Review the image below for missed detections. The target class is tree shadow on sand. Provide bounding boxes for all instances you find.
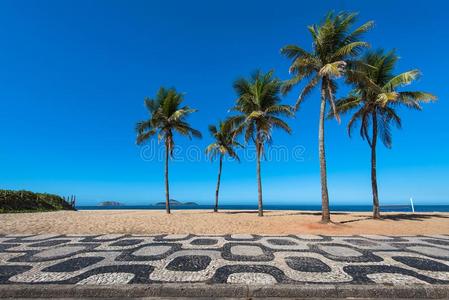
[340,213,449,224]
[221,210,272,215]
[220,211,350,217]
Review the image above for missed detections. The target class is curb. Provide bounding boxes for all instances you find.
[0,284,448,298]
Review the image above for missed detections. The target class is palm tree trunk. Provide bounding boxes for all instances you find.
[371,112,381,219]
[256,141,263,217]
[214,155,223,212]
[165,140,171,214]
[319,79,330,223]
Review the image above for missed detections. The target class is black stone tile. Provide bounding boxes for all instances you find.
[285,256,331,272]
[79,235,128,243]
[110,239,144,247]
[51,265,154,284]
[0,243,20,251]
[29,240,71,247]
[116,243,181,262]
[224,234,262,241]
[153,234,194,242]
[0,265,32,284]
[392,256,449,272]
[289,234,332,242]
[190,238,218,246]
[266,239,297,246]
[344,239,379,247]
[222,243,275,262]
[42,257,104,272]
[166,255,211,272]
[310,243,384,263]
[343,265,448,284]
[3,235,64,244]
[8,244,99,263]
[389,243,449,261]
[423,239,449,246]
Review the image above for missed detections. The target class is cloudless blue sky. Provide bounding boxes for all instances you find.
[0,0,448,206]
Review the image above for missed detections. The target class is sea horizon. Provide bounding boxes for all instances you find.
[76,204,449,213]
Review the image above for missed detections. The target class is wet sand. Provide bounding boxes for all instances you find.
[0,210,448,235]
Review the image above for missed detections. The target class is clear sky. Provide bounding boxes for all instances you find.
[0,0,448,206]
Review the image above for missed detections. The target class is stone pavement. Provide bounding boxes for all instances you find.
[1,233,449,287]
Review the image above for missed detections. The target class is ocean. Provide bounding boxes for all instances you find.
[76,204,449,213]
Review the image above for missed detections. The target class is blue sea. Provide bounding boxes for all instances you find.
[76,204,449,213]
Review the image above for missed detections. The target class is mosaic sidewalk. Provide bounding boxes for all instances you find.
[0,234,449,286]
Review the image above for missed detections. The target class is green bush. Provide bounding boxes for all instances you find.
[0,189,76,213]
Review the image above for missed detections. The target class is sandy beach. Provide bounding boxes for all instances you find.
[0,209,448,235]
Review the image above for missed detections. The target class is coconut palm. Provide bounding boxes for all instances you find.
[280,11,373,223]
[136,87,202,214]
[334,50,436,219]
[206,121,242,212]
[228,70,293,217]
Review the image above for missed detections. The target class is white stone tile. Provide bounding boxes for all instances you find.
[230,245,264,256]
[133,245,171,256]
[227,272,277,284]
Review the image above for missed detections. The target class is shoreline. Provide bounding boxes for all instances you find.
[1,210,449,235]
[75,204,449,214]
[78,208,449,213]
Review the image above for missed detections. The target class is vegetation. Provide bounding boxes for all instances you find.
[280,12,373,223]
[334,50,436,219]
[227,70,293,217]
[0,189,75,213]
[206,121,242,212]
[136,87,202,214]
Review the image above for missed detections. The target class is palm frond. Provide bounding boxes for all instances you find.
[330,96,361,119]
[269,116,292,134]
[294,75,320,110]
[265,105,294,117]
[136,129,156,145]
[319,61,347,78]
[334,41,370,58]
[383,70,420,91]
[338,49,435,151]
[344,20,374,43]
[229,71,292,147]
[396,91,436,109]
[136,86,200,148]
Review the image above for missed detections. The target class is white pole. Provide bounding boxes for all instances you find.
[410,197,415,213]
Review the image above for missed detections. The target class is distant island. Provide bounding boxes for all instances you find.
[98,201,123,207]
[153,199,198,207]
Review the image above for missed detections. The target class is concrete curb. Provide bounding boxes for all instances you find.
[0,284,448,298]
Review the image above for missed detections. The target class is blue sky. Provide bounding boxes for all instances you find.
[0,0,448,206]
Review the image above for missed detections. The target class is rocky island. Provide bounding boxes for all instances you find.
[153,199,198,207]
[98,201,123,207]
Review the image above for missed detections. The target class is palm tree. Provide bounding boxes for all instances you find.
[206,121,242,212]
[334,50,436,219]
[280,12,373,223]
[228,70,293,217]
[136,87,202,214]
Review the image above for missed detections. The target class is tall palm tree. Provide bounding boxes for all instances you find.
[334,50,436,219]
[280,11,373,223]
[206,121,242,212]
[136,87,202,214]
[228,70,293,217]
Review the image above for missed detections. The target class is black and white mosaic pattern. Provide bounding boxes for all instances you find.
[1,234,449,285]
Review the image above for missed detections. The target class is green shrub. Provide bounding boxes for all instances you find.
[0,189,76,213]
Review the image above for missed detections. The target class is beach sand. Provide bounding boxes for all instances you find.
[0,210,448,235]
